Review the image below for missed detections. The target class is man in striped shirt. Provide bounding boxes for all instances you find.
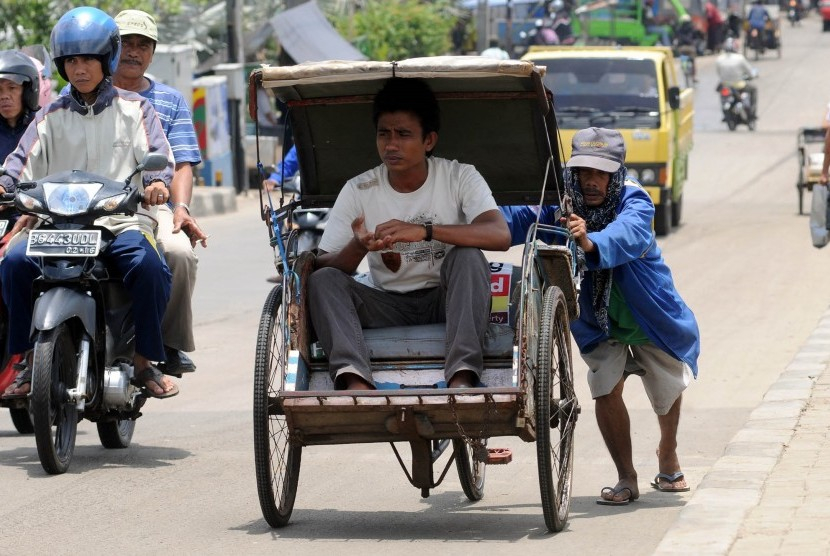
[112,10,207,377]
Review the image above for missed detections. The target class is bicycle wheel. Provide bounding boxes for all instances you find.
[453,438,486,501]
[254,285,302,527]
[31,324,79,475]
[535,286,578,533]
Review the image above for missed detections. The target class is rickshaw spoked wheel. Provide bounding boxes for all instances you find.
[254,285,302,528]
[453,438,486,501]
[535,286,577,533]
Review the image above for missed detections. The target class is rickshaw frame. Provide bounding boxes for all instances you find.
[248,57,581,533]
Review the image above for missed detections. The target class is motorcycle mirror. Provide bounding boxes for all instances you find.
[124,153,169,185]
[140,153,169,172]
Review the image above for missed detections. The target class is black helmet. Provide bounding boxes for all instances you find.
[0,49,41,112]
[50,7,121,81]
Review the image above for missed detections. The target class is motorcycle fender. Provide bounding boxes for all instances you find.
[31,288,96,339]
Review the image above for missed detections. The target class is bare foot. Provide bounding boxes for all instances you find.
[341,373,375,391]
[448,370,477,388]
[598,478,640,504]
[655,448,688,490]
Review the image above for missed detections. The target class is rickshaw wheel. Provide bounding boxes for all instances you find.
[254,285,302,528]
[453,439,486,501]
[535,286,577,533]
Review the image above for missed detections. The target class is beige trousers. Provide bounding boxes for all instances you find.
[156,204,197,352]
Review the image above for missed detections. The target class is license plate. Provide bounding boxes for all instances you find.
[26,229,102,257]
[0,220,7,238]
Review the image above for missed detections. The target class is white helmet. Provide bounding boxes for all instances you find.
[723,37,738,53]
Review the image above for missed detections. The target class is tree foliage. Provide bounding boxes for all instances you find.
[332,0,458,61]
[0,0,188,51]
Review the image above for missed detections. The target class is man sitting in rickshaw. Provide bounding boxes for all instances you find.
[307,77,511,391]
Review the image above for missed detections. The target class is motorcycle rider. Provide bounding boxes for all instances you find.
[0,7,178,400]
[674,14,698,83]
[111,9,206,377]
[716,37,758,121]
[0,50,40,164]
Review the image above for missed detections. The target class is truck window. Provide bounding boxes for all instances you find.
[539,58,661,129]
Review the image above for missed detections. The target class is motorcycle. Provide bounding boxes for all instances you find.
[0,153,168,474]
[0,207,32,433]
[788,0,802,25]
[719,79,756,132]
[274,173,328,254]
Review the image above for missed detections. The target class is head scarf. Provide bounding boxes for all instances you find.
[567,165,625,333]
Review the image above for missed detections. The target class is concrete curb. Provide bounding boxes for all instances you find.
[653,309,830,554]
[189,186,237,218]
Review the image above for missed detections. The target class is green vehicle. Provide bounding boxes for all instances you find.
[571,0,689,45]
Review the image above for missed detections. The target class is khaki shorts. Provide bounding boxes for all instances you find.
[582,339,692,415]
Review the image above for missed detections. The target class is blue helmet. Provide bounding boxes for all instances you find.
[50,7,121,81]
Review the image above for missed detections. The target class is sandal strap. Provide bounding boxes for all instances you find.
[10,367,32,388]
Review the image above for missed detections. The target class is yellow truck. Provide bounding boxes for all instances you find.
[522,46,694,236]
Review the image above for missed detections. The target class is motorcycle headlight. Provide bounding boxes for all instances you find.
[43,181,104,216]
[94,193,127,212]
[17,192,44,212]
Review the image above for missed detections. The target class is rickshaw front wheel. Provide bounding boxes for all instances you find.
[453,438,486,501]
[254,285,302,528]
[535,286,577,533]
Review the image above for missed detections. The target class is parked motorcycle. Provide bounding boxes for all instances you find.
[278,173,328,254]
[1,153,168,474]
[0,207,32,433]
[719,80,756,131]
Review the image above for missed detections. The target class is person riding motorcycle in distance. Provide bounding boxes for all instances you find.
[0,6,179,401]
[715,37,758,121]
[674,14,698,83]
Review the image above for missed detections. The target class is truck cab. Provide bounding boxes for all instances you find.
[523,46,694,235]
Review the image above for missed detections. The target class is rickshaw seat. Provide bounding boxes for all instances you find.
[362,322,515,360]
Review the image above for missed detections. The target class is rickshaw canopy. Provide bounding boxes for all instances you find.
[250,56,565,206]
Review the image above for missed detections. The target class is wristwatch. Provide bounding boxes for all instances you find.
[423,221,433,242]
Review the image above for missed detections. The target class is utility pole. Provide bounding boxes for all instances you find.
[224,0,246,193]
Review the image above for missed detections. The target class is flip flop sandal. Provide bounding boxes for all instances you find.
[1,364,32,401]
[651,471,691,492]
[132,365,179,399]
[596,486,636,506]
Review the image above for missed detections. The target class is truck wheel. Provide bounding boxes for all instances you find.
[654,201,672,236]
[671,194,683,227]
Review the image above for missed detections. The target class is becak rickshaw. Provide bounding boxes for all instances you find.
[248,57,581,533]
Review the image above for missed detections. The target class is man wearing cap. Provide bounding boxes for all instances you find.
[113,9,206,377]
[501,127,700,506]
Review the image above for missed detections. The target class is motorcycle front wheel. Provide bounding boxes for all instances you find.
[31,324,79,475]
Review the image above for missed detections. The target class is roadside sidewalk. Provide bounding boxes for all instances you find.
[189,185,238,218]
[655,309,830,554]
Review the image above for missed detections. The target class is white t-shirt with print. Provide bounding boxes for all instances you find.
[318,157,498,293]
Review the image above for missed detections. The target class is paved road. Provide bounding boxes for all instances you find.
[1,16,829,555]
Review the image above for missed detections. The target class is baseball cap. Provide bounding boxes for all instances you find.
[115,9,158,42]
[0,72,27,85]
[566,127,626,173]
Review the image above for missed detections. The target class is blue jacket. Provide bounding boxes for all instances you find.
[501,181,700,376]
[268,145,298,185]
[0,111,34,164]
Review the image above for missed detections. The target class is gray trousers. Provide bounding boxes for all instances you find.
[308,247,491,388]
